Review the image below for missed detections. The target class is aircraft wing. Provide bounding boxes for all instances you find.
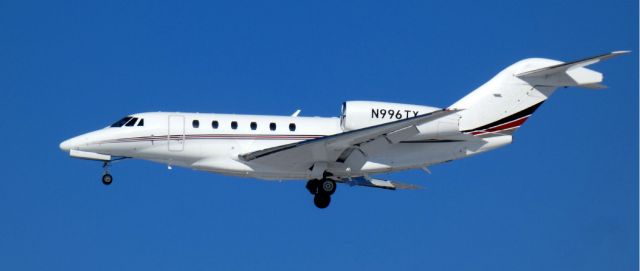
[238,109,461,168]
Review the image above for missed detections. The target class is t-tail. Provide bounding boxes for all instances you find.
[450,51,629,137]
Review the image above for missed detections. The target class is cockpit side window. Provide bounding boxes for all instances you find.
[110,117,132,127]
[137,119,144,126]
[125,117,138,127]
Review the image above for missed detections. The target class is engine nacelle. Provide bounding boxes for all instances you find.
[340,101,441,131]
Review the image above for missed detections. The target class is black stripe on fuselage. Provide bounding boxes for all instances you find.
[461,102,544,133]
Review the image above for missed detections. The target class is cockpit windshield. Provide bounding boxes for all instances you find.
[110,116,145,128]
[110,117,132,127]
[124,117,138,127]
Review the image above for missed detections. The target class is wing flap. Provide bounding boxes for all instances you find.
[341,176,422,190]
[385,125,421,144]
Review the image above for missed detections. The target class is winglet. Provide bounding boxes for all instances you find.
[581,83,608,90]
[610,50,632,56]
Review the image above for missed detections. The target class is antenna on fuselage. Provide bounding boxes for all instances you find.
[291,109,301,117]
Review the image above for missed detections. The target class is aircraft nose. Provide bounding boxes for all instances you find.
[59,138,74,152]
[59,136,84,152]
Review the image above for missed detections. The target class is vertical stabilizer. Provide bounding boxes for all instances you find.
[450,51,628,136]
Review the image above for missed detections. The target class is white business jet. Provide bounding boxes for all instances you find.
[60,51,628,208]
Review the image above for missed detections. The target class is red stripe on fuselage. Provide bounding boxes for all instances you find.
[100,134,324,144]
[469,115,530,135]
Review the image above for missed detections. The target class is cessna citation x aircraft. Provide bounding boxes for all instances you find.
[60,51,628,208]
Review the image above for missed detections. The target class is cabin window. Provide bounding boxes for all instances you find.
[137,119,144,126]
[269,122,276,131]
[125,117,138,127]
[192,120,200,128]
[250,122,257,130]
[212,120,219,129]
[110,117,132,127]
[289,123,296,131]
[231,121,238,129]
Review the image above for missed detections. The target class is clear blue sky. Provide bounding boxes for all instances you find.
[0,0,637,270]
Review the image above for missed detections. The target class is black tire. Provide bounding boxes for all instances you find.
[306,179,320,195]
[102,174,113,185]
[313,194,331,209]
[319,179,336,195]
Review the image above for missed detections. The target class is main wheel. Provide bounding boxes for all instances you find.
[320,179,336,195]
[306,179,320,195]
[102,174,113,185]
[313,194,331,209]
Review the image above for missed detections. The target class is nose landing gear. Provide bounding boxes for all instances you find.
[306,178,336,209]
[98,157,127,186]
[102,161,113,185]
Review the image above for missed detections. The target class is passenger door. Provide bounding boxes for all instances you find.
[168,115,185,151]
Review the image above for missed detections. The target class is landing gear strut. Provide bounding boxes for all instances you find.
[102,161,113,185]
[306,178,336,209]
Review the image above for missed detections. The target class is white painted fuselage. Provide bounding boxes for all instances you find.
[60,111,511,180]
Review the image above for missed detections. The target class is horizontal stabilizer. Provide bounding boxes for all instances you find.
[342,176,421,190]
[515,50,629,88]
[516,51,629,77]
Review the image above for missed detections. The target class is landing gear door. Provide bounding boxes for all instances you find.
[168,115,185,151]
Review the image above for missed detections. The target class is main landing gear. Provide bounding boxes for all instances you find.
[306,178,337,209]
[102,161,113,185]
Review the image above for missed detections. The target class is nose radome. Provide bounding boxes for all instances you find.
[60,136,86,152]
[60,133,97,152]
[59,138,73,151]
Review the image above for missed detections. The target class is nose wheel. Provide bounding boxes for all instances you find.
[306,178,336,209]
[102,173,113,185]
[102,161,113,185]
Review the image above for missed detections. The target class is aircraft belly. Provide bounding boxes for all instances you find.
[360,142,462,172]
[350,137,510,176]
[126,139,229,168]
[124,135,508,180]
[188,139,312,180]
